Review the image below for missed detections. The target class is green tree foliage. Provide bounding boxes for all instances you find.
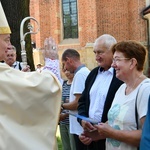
[1,0,35,70]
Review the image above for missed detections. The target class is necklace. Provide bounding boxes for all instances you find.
[126,74,143,94]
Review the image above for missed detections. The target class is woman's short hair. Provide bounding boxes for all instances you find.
[111,40,147,71]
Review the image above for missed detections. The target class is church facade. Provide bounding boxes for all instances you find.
[30,0,150,73]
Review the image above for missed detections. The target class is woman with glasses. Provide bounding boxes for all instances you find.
[83,40,150,150]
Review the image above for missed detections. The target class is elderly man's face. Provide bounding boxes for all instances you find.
[93,40,113,70]
[0,34,11,61]
[5,49,16,66]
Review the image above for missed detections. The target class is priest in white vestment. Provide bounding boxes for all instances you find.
[0,2,62,150]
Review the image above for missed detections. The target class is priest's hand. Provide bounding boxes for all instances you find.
[22,65,30,72]
[43,37,58,60]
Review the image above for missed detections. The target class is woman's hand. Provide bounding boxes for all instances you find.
[94,122,114,138]
[81,120,97,132]
[95,122,143,147]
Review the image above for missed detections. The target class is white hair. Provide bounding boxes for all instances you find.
[94,34,117,50]
[11,45,17,53]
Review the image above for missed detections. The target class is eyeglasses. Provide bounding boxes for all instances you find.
[112,57,130,63]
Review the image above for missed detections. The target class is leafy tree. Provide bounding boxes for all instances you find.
[1,0,35,70]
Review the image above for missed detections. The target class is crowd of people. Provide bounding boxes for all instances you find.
[77,40,150,150]
[59,35,150,150]
[0,1,150,150]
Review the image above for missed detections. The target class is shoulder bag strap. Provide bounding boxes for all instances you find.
[135,81,150,129]
[135,88,140,130]
[135,85,142,150]
[135,80,150,150]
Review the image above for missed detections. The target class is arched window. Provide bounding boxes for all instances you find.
[62,0,78,39]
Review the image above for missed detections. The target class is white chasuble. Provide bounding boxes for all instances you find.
[0,63,62,150]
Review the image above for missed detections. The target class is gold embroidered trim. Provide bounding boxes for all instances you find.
[0,27,11,34]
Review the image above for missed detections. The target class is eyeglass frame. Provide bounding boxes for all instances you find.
[112,57,131,63]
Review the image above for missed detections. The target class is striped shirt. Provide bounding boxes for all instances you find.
[60,80,71,125]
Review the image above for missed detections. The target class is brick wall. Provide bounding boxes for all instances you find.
[30,0,148,71]
[128,0,147,42]
[78,0,98,46]
[30,0,147,47]
[96,0,147,42]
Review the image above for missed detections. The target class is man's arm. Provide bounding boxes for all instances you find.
[62,94,81,110]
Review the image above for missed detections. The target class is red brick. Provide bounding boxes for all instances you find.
[30,0,147,50]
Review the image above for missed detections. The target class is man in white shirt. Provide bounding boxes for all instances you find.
[61,49,90,150]
[78,34,123,150]
[4,45,31,72]
[5,45,23,70]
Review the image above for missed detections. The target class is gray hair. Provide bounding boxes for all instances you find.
[94,34,117,50]
[11,45,17,52]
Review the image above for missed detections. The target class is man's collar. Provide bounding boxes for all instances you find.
[11,61,17,68]
[74,64,85,74]
[99,67,113,74]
